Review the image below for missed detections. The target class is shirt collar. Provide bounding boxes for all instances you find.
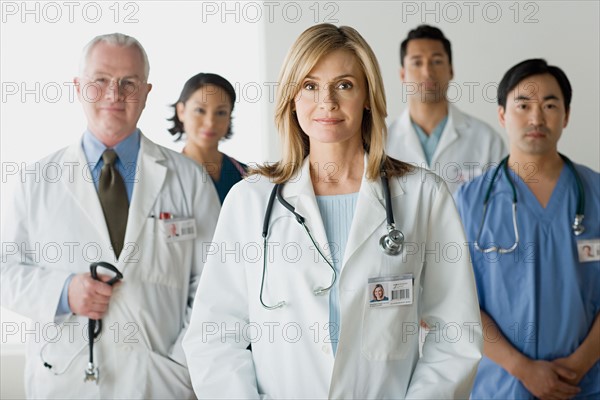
[82,129,141,165]
[411,115,448,143]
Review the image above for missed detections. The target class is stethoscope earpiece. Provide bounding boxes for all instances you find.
[313,287,328,296]
[272,301,286,309]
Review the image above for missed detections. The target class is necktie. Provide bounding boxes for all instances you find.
[98,149,129,258]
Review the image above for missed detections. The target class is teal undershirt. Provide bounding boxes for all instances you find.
[212,155,246,204]
[411,115,448,165]
[315,192,359,356]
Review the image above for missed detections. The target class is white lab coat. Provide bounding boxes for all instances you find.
[183,157,483,399]
[1,134,220,399]
[386,104,507,193]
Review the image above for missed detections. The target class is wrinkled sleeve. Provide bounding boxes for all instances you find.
[405,181,483,399]
[169,166,221,366]
[1,177,72,325]
[183,183,266,399]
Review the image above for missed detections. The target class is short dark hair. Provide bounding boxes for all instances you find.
[399,25,452,67]
[497,59,572,111]
[168,73,237,140]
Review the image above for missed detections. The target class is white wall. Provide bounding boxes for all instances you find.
[2,1,599,398]
[262,1,600,169]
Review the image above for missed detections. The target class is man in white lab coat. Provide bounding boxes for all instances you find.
[387,25,507,193]
[0,33,220,398]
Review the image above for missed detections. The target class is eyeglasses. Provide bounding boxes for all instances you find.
[83,75,145,94]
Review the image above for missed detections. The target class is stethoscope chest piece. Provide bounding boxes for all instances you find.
[380,227,404,256]
[379,169,404,256]
[572,214,585,236]
[84,363,99,384]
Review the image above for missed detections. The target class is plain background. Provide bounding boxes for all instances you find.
[1,1,599,398]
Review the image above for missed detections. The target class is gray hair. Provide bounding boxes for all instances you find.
[79,33,150,81]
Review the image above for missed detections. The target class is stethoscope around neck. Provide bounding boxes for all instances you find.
[474,153,585,254]
[259,170,404,310]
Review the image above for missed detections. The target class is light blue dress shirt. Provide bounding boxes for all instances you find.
[315,192,359,355]
[411,116,448,165]
[56,130,141,316]
[81,129,141,202]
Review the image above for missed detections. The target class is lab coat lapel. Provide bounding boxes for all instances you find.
[61,141,112,247]
[399,109,427,167]
[431,104,462,162]
[282,158,333,262]
[123,134,167,262]
[342,160,400,267]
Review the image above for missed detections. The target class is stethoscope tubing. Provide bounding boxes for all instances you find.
[474,154,585,253]
[259,170,403,309]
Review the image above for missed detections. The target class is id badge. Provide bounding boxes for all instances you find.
[368,274,413,308]
[160,218,196,243]
[577,239,600,262]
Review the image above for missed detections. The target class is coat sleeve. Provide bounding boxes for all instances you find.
[405,181,483,399]
[1,177,72,325]
[183,183,266,399]
[168,165,221,366]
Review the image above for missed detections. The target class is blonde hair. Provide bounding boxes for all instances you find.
[253,23,410,182]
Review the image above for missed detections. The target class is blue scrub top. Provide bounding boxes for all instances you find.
[456,161,600,399]
[213,154,246,204]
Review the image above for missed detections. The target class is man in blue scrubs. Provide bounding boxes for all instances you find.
[456,59,599,399]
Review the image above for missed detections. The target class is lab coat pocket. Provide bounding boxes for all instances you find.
[144,351,194,399]
[360,297,417,360]
[137,217,191,289]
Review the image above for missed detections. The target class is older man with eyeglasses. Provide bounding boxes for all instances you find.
[1,33,220,398]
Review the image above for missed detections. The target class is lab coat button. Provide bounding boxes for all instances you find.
[321,345,330,354]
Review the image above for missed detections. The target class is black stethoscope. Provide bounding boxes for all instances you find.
[259,170,404,310]
[84,262,122,383]
[40,262,122,384]
[474,154,585,254]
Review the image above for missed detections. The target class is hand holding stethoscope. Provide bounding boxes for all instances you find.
[40,262,122,383]
[84,262,123,383]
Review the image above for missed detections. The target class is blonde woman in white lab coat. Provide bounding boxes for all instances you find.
[183,23,483,399]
